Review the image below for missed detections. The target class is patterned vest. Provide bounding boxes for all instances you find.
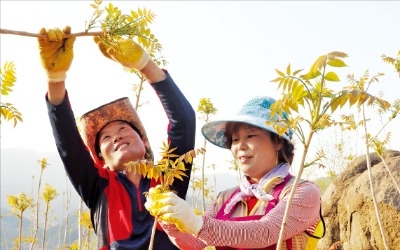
[214,174,301,250]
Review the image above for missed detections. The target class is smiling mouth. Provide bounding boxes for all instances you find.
[116,143,129,151]
[238,156,252,162]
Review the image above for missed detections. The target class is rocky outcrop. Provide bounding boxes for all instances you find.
[318,150,400,250]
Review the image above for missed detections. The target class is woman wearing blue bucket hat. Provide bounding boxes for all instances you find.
[146,96,323,249]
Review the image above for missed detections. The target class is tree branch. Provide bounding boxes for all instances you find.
[0,28,103,38]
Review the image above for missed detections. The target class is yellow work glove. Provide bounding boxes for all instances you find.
[145,185,168,217]
[93,36,150,70]
[145,187,204,236]
[38,26,76,83]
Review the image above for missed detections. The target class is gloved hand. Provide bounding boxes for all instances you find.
[145,187,203,236]
[38,26,76,82]
[93,36,150,70]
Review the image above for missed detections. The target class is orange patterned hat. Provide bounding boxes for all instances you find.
[77,97,153,165]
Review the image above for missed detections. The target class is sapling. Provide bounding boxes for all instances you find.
[125,141,205,250]
[268,51,390,249]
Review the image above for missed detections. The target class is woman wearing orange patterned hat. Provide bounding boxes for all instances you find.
[38,26,195,250]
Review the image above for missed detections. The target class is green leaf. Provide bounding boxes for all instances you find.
[349,89,360,106]
[327,58,347,67]
[292,69,303,76]
[286,63,291,75]
[340,94,350,108]
[357,92,368,107]
[1,61,17,96]
[327,51,348,58]
[324,72,340,82]
[302,70,321,80]
[131,10,138,19]
[308,56,326,76]
[330,98,340,113]
[275,69,285,77]
[270,77,282,83]
[292,80,307,102]
[283,77,290,92]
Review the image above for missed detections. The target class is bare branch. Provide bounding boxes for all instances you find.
[0,28,103,38]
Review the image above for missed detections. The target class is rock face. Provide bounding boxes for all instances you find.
[318,150,400,250]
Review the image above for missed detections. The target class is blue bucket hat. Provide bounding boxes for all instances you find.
[201,96,293,149]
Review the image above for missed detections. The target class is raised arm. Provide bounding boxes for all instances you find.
[39,27,103,207]
[93,36,196,198]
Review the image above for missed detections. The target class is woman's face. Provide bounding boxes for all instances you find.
[98,120,146,171]
[230,124,279,182]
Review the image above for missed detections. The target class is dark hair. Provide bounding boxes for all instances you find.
[224,122,295,164]
[95,120,142,158]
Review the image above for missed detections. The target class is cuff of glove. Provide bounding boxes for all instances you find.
[192,215,204,237]
[47,71,67,83]
[133,52,151,71]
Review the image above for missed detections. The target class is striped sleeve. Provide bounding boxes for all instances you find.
[159,181,321,249]
[198,181,321,248]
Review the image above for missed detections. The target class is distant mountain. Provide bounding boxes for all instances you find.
[1,147,81,210]
[1,207,31,247]
[1,147,83,248]
[1,206,82,249]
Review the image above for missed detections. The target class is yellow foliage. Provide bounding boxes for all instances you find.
[0,61,16,95]
[7,193,34,218]
[41,183,58,203]
[125,141,205,191]
[381,50,400,75]
[86,0,161,58]
[269,51,393,145]
[79,210,94,230]
[1,61,22,127]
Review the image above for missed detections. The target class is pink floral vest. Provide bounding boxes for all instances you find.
[214,174,293,250]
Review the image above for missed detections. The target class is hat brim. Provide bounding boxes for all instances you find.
[77,97,153,165]
[201,114,292,149]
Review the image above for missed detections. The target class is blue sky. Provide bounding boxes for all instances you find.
[1,1,400,175]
